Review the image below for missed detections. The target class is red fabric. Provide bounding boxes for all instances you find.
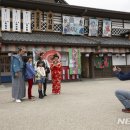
[27,79,33,99]
[51,62,62,94]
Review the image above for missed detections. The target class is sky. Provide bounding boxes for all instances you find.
[66,0,130,12]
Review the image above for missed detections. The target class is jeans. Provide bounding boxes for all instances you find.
[36,77,45,84]
[115,90,130,109]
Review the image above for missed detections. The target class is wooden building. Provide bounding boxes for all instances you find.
[1,0,130,82]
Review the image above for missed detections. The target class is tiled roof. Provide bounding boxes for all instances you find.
[29,0,68,4]
[2,32,130,47]
[2,32,97,46]
[89,37,130,46]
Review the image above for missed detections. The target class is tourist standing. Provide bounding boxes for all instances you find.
[38,52,50,96]
[50,54,62,94]
[11,47,26,103]
[25,56,35,100]
[35,61,46,99]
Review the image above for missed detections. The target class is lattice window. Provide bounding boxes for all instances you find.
[112,19,124,29]
[42,12,47,31]
[84,26,88,34]
[112,28,129,36]
[46,12,54,32]
[98,27,102,36]
[98,20,103,35]
[53,13,62,32]
[124,20,130,29]
[53,24,62,32]
[31,12,35,30]
[41,22,47,31]
[84,19,89,34]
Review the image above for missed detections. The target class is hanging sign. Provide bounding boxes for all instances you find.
[23,11,31,32]
[102,20,111,37]
[63,16,84,35]
[12,9,21,32]
[1,8,10,31]
[89,18,98,36]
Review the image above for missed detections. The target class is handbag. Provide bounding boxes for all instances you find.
[35,72,41,80]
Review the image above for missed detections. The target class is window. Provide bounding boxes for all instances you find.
[0,55,11,75]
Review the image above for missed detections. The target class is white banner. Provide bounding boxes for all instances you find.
[12,9,21,32]
[89,19,98,36]
[102,20,111,37]
[23,11,31,32]
[1,8,10,31]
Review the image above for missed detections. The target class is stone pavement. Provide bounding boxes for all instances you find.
[0,78,130,130]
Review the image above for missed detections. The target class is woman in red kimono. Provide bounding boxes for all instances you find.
[50,54,62,94]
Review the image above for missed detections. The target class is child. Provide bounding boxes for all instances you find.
[35,61,46,99]
[25,56,35,100]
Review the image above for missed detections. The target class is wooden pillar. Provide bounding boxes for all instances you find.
[90,52,95,78]
[128,34,130,40]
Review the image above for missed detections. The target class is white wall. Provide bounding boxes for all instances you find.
[112,55,126,65]
[127,54,130,65]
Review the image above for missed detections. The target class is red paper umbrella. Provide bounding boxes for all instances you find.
[43,50,61,65]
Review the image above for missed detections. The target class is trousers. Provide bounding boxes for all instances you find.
[27,79,33,99]
[115,90,130,109]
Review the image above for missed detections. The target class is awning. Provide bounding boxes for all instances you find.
[1,44,95,53]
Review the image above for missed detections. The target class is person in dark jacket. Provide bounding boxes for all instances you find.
[25,56,35,100]
[113,66,130,113]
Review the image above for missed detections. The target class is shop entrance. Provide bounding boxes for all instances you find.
[81,53,91,78]
[94,54,113,78]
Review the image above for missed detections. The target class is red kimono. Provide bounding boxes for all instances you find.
[50,62,62,94]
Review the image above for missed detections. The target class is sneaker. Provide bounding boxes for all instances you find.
[15,99,22,103]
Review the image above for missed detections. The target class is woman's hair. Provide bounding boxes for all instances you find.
[40,52,44,56]
[17,47,25,52]
[37,61,45,67]
[27,56,33,61]
[37,61,41,67]
[23,56,32,63]
[37,52,44,60]
[52,54,59,59]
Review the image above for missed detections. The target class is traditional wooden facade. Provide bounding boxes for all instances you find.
[1,0,130,82]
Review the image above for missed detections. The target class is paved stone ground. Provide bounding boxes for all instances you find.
[0,78,130,130]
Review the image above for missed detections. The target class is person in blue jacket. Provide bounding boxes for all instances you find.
[113,66,130,113]
[25,56,36,100]
[11,47,26,103]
